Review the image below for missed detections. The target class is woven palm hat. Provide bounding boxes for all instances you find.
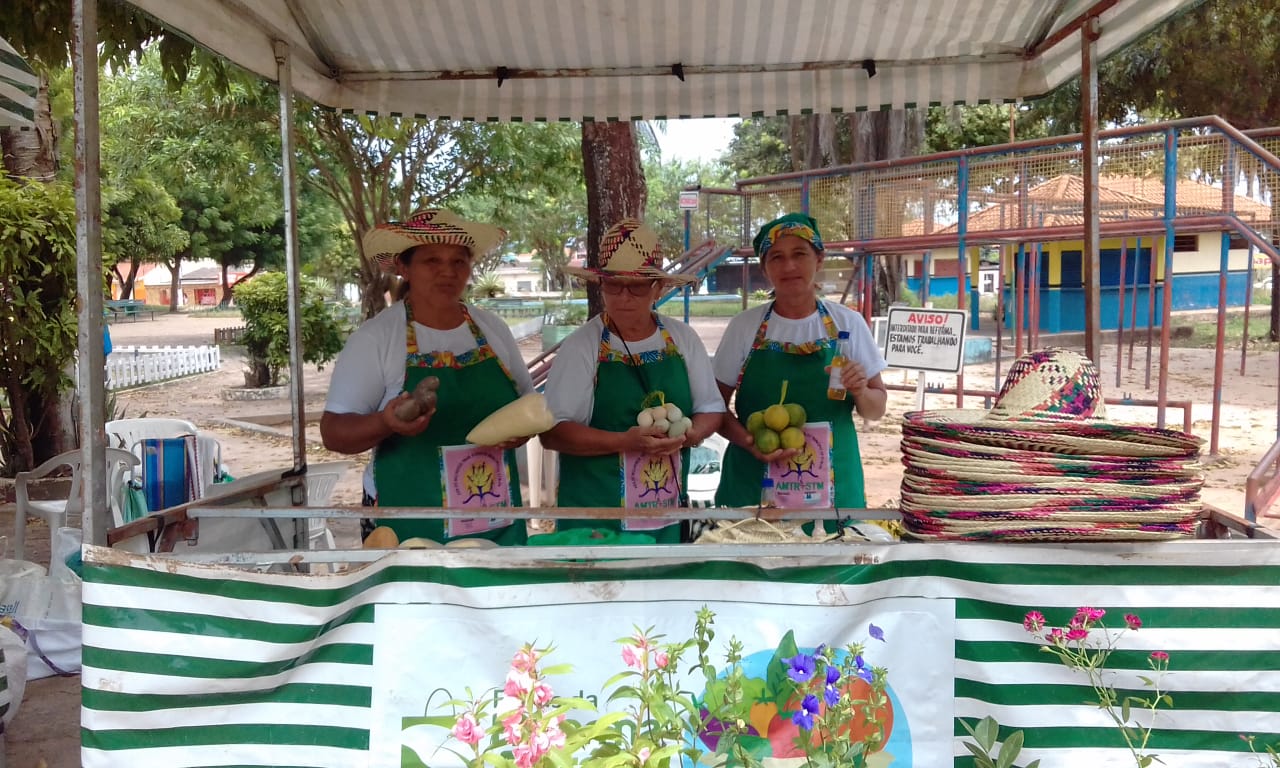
[363,209,506,272]
[563,219,697,285]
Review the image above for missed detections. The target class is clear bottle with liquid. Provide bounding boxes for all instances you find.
[827,330,853,400]
[760,477,776,508]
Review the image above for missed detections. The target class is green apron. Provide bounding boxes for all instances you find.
[556,314,693,544]
[373,303,526,545]
[715,302,865,528]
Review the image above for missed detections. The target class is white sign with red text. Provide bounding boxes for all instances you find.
[884,307,968,373]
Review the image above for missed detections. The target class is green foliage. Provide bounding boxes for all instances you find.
[0,175,78,474]
[723,118,794,178]
[924,105,1049,152]
[233,272,347,387]
[960,717,1040,768]
[642,155,734,258]
[470,272,506,299]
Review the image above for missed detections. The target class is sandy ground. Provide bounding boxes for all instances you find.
[5,308,1278,767]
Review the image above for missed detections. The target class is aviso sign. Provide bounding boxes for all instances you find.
[884,307,968,373]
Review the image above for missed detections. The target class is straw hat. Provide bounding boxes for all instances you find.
[363,209,506,272]
[563,219,697,285]
[898,347,1204,542]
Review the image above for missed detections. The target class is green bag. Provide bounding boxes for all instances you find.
[121,480,149,524]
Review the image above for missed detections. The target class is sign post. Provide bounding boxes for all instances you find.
[678,190,700,210]
[884,307,968,410]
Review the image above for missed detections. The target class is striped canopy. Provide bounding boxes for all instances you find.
[125,0,1202,121]
[0,34,36,128]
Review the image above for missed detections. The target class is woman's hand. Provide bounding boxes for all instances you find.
[381,393,434,436]
[623,425,685,456]
[492,435,531,451]
[825,360,870,399]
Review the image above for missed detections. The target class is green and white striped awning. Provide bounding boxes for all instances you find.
[125,0,1204,121]
[0,35,36,128]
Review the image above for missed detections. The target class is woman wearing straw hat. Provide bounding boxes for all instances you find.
[713,213,887,521]
[320,209,535,546]
[542,219,725,543]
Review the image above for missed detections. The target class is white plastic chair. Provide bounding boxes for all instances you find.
[13,448,140,561]
[106,418,222,497]
[299,461,352,551]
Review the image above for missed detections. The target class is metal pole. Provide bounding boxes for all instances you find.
[1211,232,1228,453]
[956,156,968,407]
[1243,244,1254,376]
[1145,233,1156,390]
[1128,236,1140,370]
[1158,128,1178,429]
[1014,243,1025,357]
[741,195,751,310]
[995,245,1004,388]
[73,0,108,547]
[1115,239,1127,388]
[1081,15,1103,364]
[274,41,308,478]
[922,251,932,305]
[683,208,692,322]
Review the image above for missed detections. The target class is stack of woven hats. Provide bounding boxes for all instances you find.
[899,348,1203,541]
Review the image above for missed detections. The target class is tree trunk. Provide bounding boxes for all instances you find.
[581,121,647,318]
[167,254,184,312]
[851,110,924,313]
[0,72,57,181]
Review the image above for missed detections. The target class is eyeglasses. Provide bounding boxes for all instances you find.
[600,281,656,297]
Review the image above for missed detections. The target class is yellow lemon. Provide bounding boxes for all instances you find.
[764,404,791,432]
[754,428,781,454]
[784,403,806,427]
[780,426,806,450]
[745,411,765,433]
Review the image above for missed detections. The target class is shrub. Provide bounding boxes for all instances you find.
[0,176,78,475]
[233,272,347,387]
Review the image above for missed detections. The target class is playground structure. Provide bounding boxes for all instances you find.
[46,1,1280,766]
[684,118,1280,518]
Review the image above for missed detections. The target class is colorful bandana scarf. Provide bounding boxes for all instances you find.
[753,212,825,261]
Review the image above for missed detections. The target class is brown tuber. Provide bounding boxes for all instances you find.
[393,376,440,421]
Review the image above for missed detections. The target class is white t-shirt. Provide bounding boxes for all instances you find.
[713,299,887,387]
[324,302,535,496]
[546,315,726,426]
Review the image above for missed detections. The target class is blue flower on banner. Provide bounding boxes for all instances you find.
[784,653,817,683]
[792,694,821,731]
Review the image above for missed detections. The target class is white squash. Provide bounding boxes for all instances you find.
[636,409,654,428]
[466,393,555,445]
[667,416,692,437]
[664,403,683,422]
[652,417,671,432]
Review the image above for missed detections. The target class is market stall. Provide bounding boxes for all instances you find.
[63,1,1280,766]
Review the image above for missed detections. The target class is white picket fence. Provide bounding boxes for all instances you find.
[105,345,222,389]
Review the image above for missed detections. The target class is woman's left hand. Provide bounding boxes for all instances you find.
[839,361,870,399]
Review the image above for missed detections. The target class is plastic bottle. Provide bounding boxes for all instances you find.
[760,477,776,508]
[827,330,852,400]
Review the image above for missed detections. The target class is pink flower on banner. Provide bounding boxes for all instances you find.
[1023,610,1045,633]
[502,708,525,744]
[1151,650,1169,662]
[1047,627,1066,644]
[513,743,539,768]
[1125,613,1143,630]
[1066,627,1089,641]
[622,643,643,670]
[654,650,669,669]
[1074,606,1105,626]
[511,646,540,673]
[632,633,651,653]
[638,746,652,763]
[532,682,554,706]
[504,669,534,698]
[452,712,481,746]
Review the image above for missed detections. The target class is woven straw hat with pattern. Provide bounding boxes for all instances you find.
[563,219,697,285]
[898,346,1204,542]
[363,209,506,272]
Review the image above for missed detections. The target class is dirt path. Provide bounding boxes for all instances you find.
[6,310,1277,768]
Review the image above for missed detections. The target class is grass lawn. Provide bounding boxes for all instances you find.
[1176,311,1280,352]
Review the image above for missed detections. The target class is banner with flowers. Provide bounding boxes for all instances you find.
[78,541,1280,768]
[371,597,956,767]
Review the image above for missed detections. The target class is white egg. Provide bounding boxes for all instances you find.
[664,403,683,422]
[637,410,654,428]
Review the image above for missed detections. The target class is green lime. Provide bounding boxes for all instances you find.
[764,404,790,432]
[784,403,806,427]
[754,428,781,454]
[745,411,765,433]
[780,426,806,450]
